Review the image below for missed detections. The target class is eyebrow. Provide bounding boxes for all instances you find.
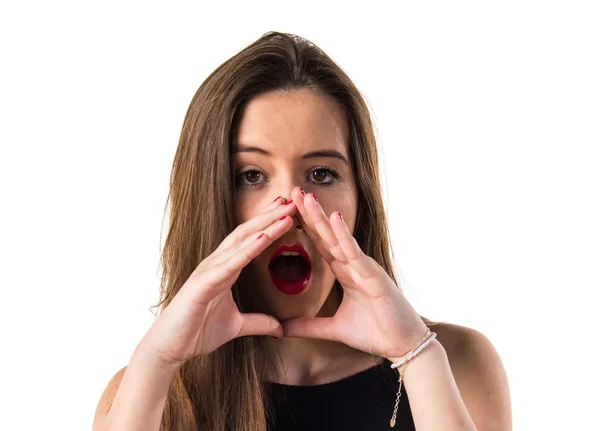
[234,145,349,165]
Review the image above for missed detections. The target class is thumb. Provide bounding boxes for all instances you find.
[281,317,337,341]
[238,313,283,338]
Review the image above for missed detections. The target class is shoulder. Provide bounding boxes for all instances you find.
[92,366,128,431]
[433,322,512,430]
[433,321,499,364]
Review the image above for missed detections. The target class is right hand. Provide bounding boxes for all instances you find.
[137,197,297,369]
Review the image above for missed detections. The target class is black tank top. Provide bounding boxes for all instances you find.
[264,359,415,430]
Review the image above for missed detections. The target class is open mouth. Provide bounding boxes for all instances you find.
[268,245,312,295]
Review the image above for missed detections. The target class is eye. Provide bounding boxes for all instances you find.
[234,166,341,190]
[310,167,340,187]
[235,169,265,189]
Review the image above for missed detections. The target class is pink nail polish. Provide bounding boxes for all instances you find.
[279,216,287,220]
[257,233,265,240]
[300,188,305,197]
[312,193,318,202]
[272,196,281,203]
[338,212,343,220]
[285,200,294,205]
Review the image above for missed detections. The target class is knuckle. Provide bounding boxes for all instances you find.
[224,259,239,275]
[229,228,243,244]
[241,247,254,263]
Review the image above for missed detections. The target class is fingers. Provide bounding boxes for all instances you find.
[290,188,337,264]
[292,186,377,281]
[214,213,291,267]
[281,317,338,341]
[201,231,277,297]
[238,312,283,338]
[213,197,296,256]
[304,192,347,262]
[292,188,345,264]
[289,187,311,230]
[214,197,297,266]
[329,210,375,279]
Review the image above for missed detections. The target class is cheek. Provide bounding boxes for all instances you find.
[233,199,257,226]
[322,197,357,230]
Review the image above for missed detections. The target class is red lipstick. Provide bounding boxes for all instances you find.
[268,244,312,295]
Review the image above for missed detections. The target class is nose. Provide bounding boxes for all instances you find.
[294,215,304,231]
[281,186,296,203]
[280,191,304,231]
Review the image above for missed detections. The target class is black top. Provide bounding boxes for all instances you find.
[264,360,415,431]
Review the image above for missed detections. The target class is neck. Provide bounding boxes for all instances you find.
[267,336,382,385]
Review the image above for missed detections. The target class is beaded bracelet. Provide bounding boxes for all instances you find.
[390,330,437,369]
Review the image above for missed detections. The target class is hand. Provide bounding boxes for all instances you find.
[138,196,298,369]
[281,187,429,360]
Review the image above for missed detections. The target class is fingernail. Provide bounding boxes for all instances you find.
[285,200,294,205]
[312,193,318,202]
[300,188,305,197]
[338,212,343,220]
[273,196,281,203]
[257,233,265,240]
[279,216,287,221]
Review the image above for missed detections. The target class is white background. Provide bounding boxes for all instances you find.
[1,1,598,430]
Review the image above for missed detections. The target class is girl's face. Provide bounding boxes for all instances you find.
[233,88,358,321]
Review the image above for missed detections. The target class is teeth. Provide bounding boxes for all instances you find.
[280,251,300,256]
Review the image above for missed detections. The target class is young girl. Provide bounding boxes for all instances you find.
[93,31,511,431]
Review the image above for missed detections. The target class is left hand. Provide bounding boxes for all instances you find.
[281,187,430,361]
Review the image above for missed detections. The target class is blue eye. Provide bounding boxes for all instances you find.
[234,167,341,189]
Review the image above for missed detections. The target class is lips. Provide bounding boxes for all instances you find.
[268,244,312,295]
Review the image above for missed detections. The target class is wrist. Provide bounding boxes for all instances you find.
[133,339,185,377]
[386,337,446,365]
[386,328,440,366]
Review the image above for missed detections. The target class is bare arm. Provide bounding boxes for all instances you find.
[389,324,511,431]
[93,199,293,430]
[93,341,182,431]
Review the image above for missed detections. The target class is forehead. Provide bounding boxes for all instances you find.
[235,89,348,156]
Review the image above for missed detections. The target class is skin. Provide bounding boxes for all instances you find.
[231,88,512,430]
[233,88,383,383]
[93,88,511,431]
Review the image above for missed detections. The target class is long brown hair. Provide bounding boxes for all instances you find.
[151,31,434,431]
